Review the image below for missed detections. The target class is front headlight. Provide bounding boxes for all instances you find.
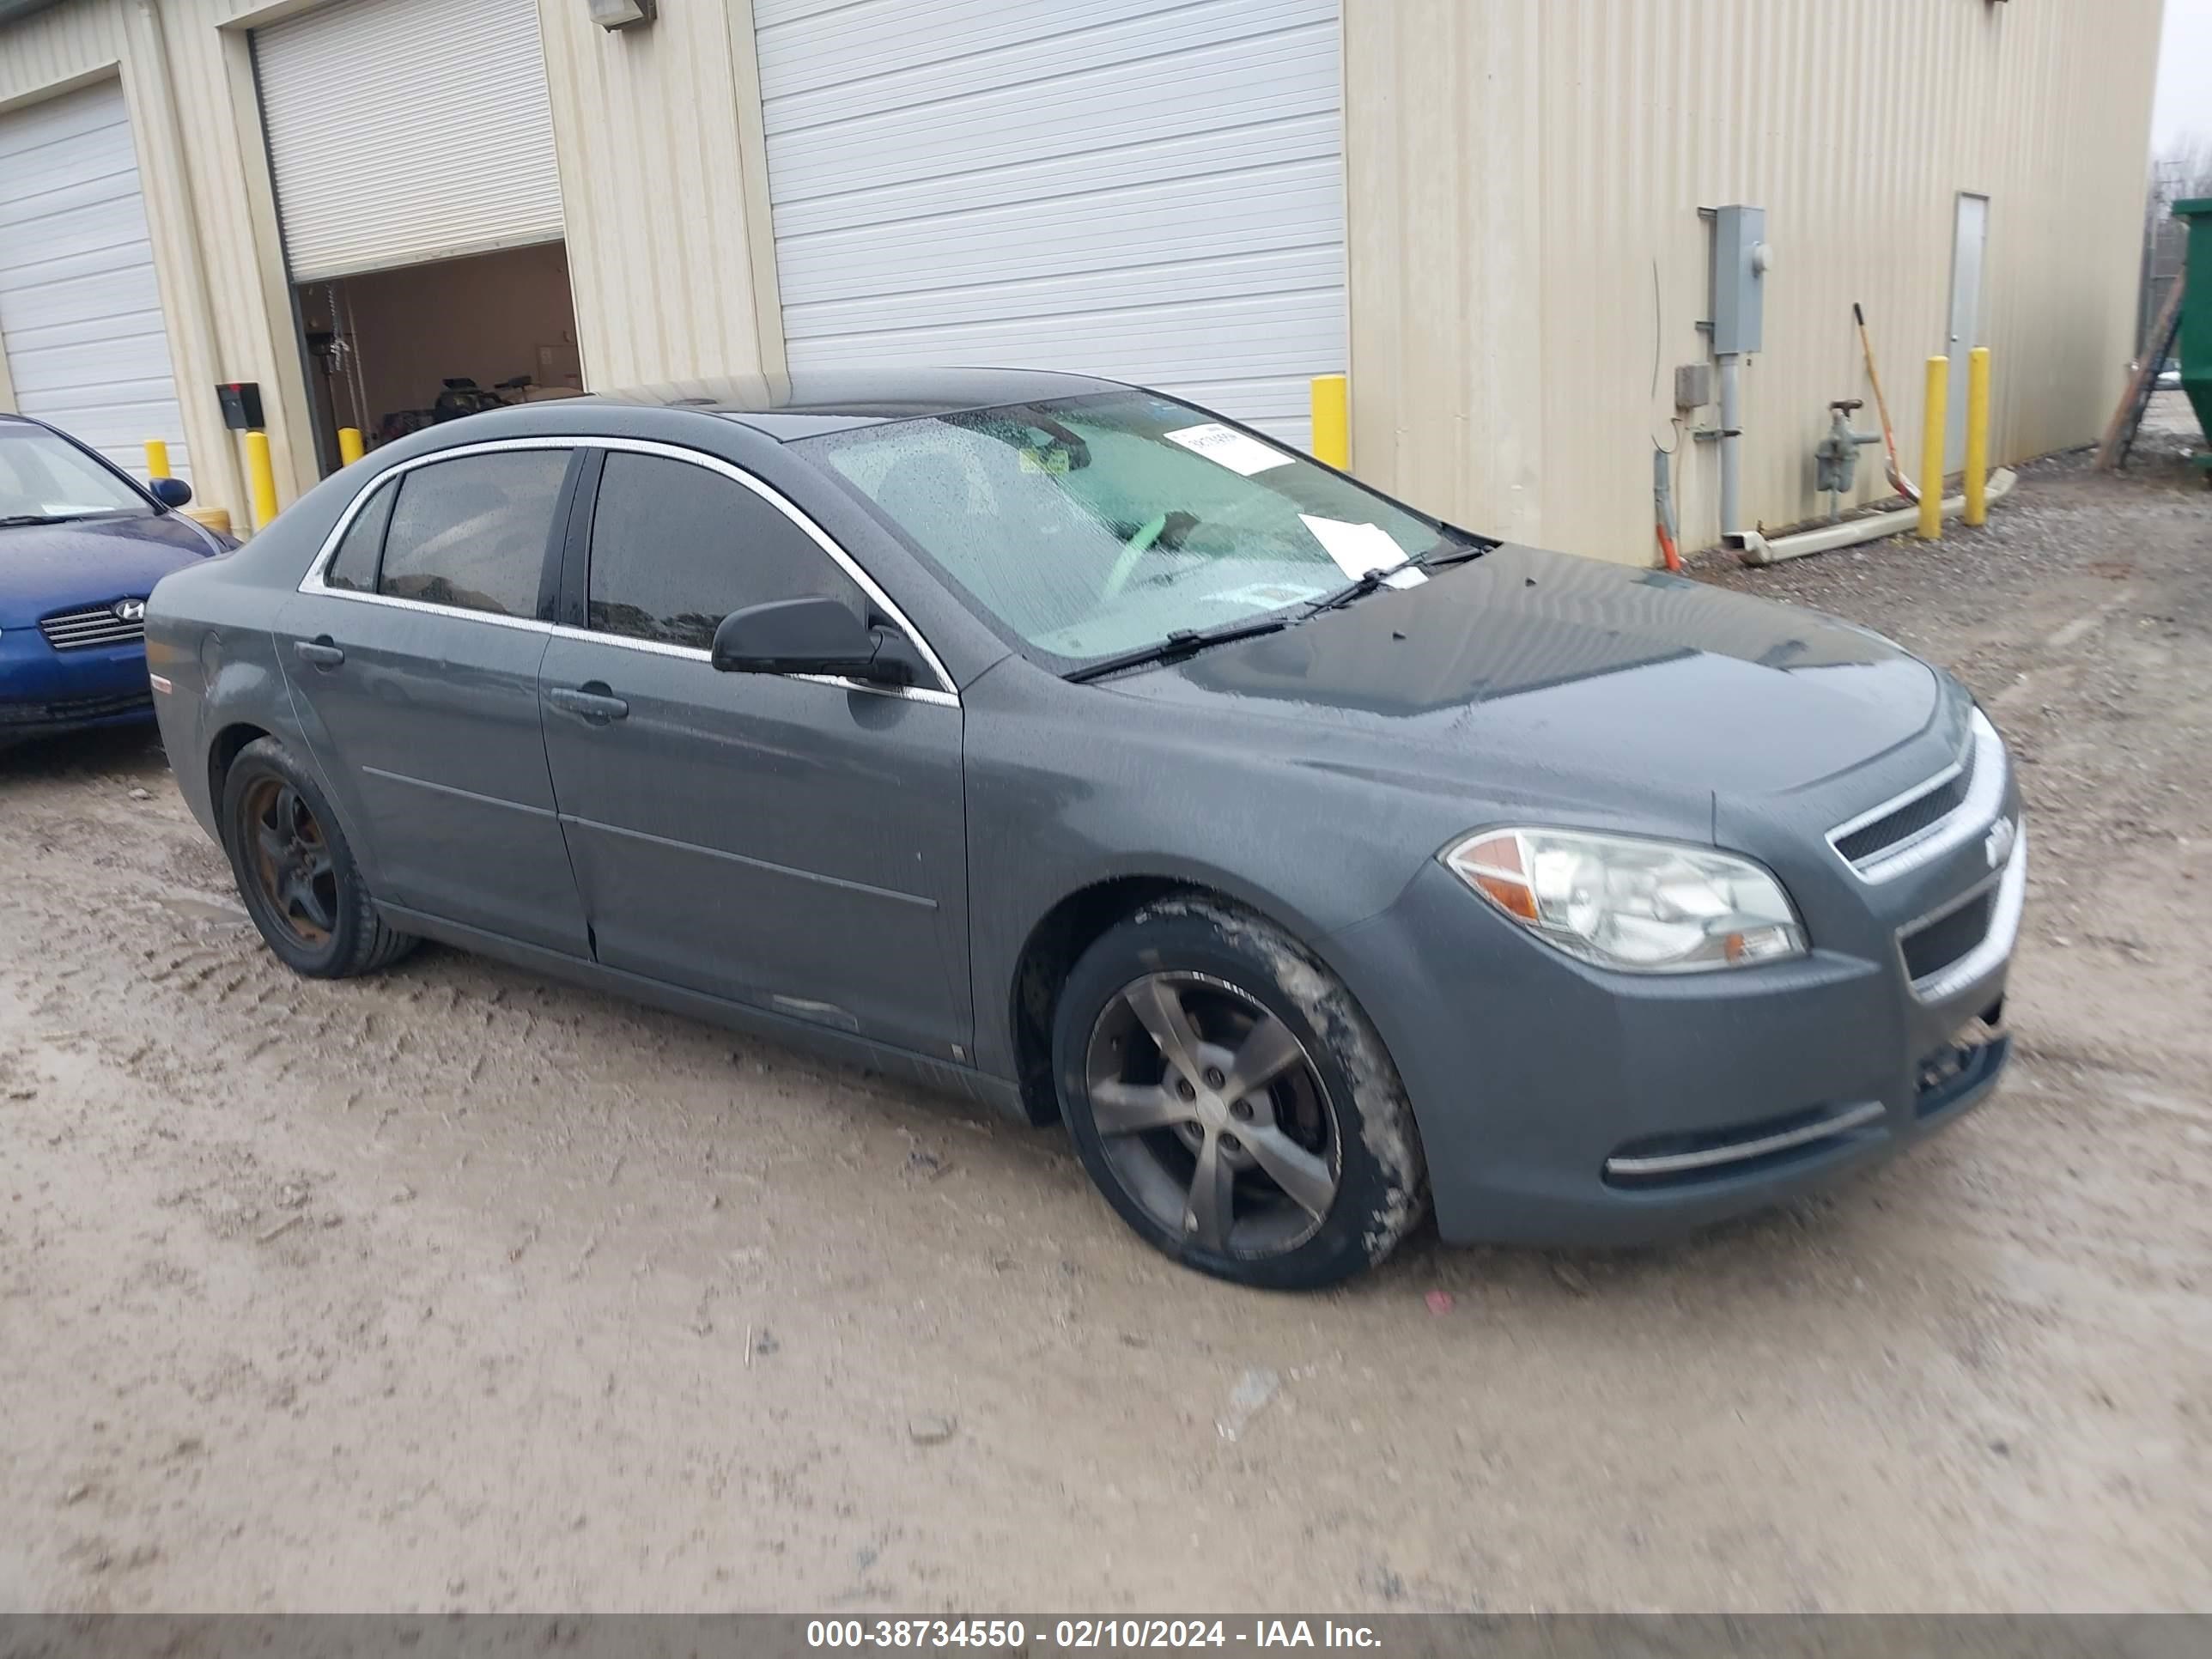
[1442,827,1807,972]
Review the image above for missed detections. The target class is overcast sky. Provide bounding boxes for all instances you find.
[2155,0,2212,154]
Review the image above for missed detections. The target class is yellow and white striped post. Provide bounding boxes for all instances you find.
[337,426,366,466]
[1917,357,1949,542]
[1310,374,1349,471]
[245,431,280,532]
[144,439,171,481]
[1963,347,1991,527]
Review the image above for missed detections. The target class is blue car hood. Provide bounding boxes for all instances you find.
[0,514,219,627]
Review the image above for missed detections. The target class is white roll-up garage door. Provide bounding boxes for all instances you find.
[0,82,190,479]
[753,0,1346,447]
[253,0,562,283]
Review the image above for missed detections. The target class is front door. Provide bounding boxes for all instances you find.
[277,443,589,956]
[538,446,969,1059]
[1946,192,1990,472]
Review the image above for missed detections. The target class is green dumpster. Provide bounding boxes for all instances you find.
[2174,198,2212,468]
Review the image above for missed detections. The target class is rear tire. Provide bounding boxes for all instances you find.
[220,736,416,979]
[1053,895,1428,1289]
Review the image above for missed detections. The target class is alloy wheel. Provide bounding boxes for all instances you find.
[1083,972,1341,1258]
[241,776,338,947]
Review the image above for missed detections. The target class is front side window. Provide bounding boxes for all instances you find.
[376,449,569,618]
[0,424,150,525]
[586,453,862,651]
[798,391,1448,669]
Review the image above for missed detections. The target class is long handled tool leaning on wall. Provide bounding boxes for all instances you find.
[1855,302,1919,505]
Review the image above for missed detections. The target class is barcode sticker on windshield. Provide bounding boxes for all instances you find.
[1164,422,1296,476]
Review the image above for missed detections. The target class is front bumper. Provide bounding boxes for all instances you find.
[0,631,155,744]
[1328,826,2025,1249]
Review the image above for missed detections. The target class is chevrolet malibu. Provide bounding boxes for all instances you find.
[146,371,2022,1288]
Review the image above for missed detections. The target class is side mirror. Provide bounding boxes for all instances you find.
[149,477,193,509]
[712,596,886,678]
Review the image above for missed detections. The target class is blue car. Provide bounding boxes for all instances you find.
[2,412,233,746]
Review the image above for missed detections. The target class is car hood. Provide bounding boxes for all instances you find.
[0,514,219,626]
[1104,542,1947,803]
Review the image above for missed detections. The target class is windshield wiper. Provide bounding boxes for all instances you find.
[1063,617,1288,684]
[1302,529,1496,619]
[1423,524,1496,567]
[0,514,78,528]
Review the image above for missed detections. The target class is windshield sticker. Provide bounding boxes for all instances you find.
[1207,581,1329,608]
[1018,447,1072,474]
[1164,422,1296,476]
[1298,514,1427,586]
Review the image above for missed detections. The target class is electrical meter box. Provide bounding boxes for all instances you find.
[1710,205,1767,356]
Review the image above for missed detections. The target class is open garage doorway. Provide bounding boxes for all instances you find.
[295,242,584,477]
[253,0,573,477]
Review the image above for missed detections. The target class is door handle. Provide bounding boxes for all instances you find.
[546,683,630,724]
[295,637,344,668]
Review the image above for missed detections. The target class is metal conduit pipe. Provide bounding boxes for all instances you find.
[1717,352,1744,543]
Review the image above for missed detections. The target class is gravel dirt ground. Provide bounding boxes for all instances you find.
[2,398,2208,1614]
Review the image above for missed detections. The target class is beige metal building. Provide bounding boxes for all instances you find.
[0,0,2164,564]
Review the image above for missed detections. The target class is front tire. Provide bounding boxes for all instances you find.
[1053,896,1428,1289]
[219,736,416,979]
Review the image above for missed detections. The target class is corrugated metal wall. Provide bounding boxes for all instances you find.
[0,0,787,515]
[1345,0,2165,563]
[2,0,2165,544]
[0,0,330,510]
[534,0,781,393]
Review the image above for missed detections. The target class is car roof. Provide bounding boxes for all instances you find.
[586,367,1132,440]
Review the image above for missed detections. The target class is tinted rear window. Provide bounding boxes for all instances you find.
[377,450,569,618]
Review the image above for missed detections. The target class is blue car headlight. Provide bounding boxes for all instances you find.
[1442,827,1808,972]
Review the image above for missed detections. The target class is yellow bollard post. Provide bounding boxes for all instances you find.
[1310,374,1349,471]
[144,439,171,481]
[337,427,366,466]
[1917,357,1948,541]
[1963,347,1991,527]
[245,430,280,532]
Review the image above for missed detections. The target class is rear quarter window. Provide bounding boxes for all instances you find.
[323,481,396,592]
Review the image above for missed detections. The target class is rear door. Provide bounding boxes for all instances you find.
[537,444,970,1059]
[277,441,589,956]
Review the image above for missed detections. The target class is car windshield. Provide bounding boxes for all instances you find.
[799,390,1450,669]
[0,424,150,525]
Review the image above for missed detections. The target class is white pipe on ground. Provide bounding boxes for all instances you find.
[1735,469,2018,566]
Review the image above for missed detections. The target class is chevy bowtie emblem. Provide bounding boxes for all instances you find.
[1984,816,2016,869]
[113,598,148,623]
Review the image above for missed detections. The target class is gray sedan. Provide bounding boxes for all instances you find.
[147,370,2023,1288]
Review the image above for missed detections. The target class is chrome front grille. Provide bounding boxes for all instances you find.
[38,603,145,652]
[1828,708,2008,883]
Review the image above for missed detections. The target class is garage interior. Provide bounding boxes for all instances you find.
[295,242,584,477]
